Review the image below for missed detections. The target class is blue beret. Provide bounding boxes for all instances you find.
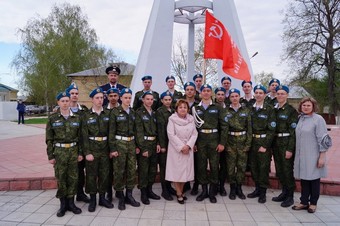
[142,75,152,81]
[120,88,132,97]
[200,84,212,92]
[105,66,120,75]
[214,87,227,94]
[56,91,70,100]
[66,82,78,93]
[184,82,196,90]
[193,73,203,81]
[142,91,153,98]
[253,84,267,93]
[241,80,252,87]
[89,87,103,98]
[269,78,280,86]
[275,85,289,93]
[107,88,119,95]
[229,88,241,96]
[221,76,232,83]
[160,91,173,99]
[165,75,175,82]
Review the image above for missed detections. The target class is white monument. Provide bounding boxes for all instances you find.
[130,0,253,93]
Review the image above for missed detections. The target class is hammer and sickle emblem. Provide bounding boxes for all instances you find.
[209,22,223,40]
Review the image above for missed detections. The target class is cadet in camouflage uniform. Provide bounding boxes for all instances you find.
[82,88,114,212]
[156,91,176,201]
[183,82,200,195]
[240,80,255,109]
[272,85,298,208]
[247,85,276,203]
[65,82,90,204]
[265,78,280,106]
[214,87,228,196]
[108,88,140,210]
[135,91,161,205]
[221,76,232,106]
[193,74,203,102]
[193,84,227,203]
[133,75,160,111]
[46,92,82,217]
[165,75,183,107]
[224,88,252,200]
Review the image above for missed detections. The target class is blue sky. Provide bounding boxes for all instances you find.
[0,0,290,94]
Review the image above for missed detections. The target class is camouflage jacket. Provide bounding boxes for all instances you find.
[135,105,158,151]
[156,105,174,149]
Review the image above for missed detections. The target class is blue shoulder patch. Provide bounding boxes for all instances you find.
[224,116,229,122]
[291,122,297,128]
[270,122,276,127]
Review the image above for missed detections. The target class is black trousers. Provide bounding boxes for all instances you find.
[18,112,25,124]
[300,178,320,205]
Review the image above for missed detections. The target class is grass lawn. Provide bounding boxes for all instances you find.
[13,117,48,124]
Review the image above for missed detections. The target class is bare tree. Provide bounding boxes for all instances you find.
[282,0,340,114]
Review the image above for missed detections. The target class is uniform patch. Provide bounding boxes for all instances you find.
[258,114,268,119]
[226,114,233,118]
[209,109,218,113]
[103,117,109,121]
[117,116,126,121]
[291,123,297,128]
[142,115,149,121]
[196,110,203,115]
[270,122,276,127]
[70,122,79,127]
[87,119,96,124]
[279,114,288,119]
[52,122,63,127]
[224,116,229,122]
[240,113,247,117]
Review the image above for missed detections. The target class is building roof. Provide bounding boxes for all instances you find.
[289,86,310,99]
[0,83,18,92]
[67,63,135,77]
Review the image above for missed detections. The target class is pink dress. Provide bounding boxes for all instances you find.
[165,112,198,182]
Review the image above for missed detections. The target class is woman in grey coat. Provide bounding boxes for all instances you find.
[293,97,332,213]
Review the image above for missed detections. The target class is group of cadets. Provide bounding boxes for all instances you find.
[46,65,298,218]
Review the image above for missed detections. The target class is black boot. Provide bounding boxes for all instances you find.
[76,191,90,203]
[147,184,161,200]
[247,185,260,198]
[141,188,150,205]
[99,194,114,209]
[229,184,236,200]
[88,194,96,212]
[56,197,67,217]
[281,190,294,207]
[236,184,246,200]
[165,181,177,196]
[67,197,82,214]
[161,182,173,201]
[219,180,227,196]
[190,181,199,196]
[209,184,217,203]
[116,191,126,210]
[258,187,267,204]
[272,187,287,202]
[196,184,209,201]
[106,187,113,203]
[125,189,140,207]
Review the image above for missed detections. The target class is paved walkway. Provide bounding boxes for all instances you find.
[0,120,340,225]
[1,184,340,225]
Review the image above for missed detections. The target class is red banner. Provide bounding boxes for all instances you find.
[204,11,251,81]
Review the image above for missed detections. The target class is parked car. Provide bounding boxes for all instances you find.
[26,105,41,114]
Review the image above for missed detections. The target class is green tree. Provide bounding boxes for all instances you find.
[254,71,274,88]
[12,3,116,109]
[282,0,340,114]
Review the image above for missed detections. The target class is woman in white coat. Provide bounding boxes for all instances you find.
[166,99,198,204]
[292,97,332,213]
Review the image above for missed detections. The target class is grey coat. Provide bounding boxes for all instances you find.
[294,113,328,180]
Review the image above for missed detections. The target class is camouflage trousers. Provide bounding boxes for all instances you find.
[196,133,220,185]
[219,150,227,182]
[54,146,78,198]
[158,151,167,182]
[85,151,110,195]
[226,146,248,184]
[250,141,272,188]
[113,140,137,191]
[138,141,158,189]
[273,137,295,190]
